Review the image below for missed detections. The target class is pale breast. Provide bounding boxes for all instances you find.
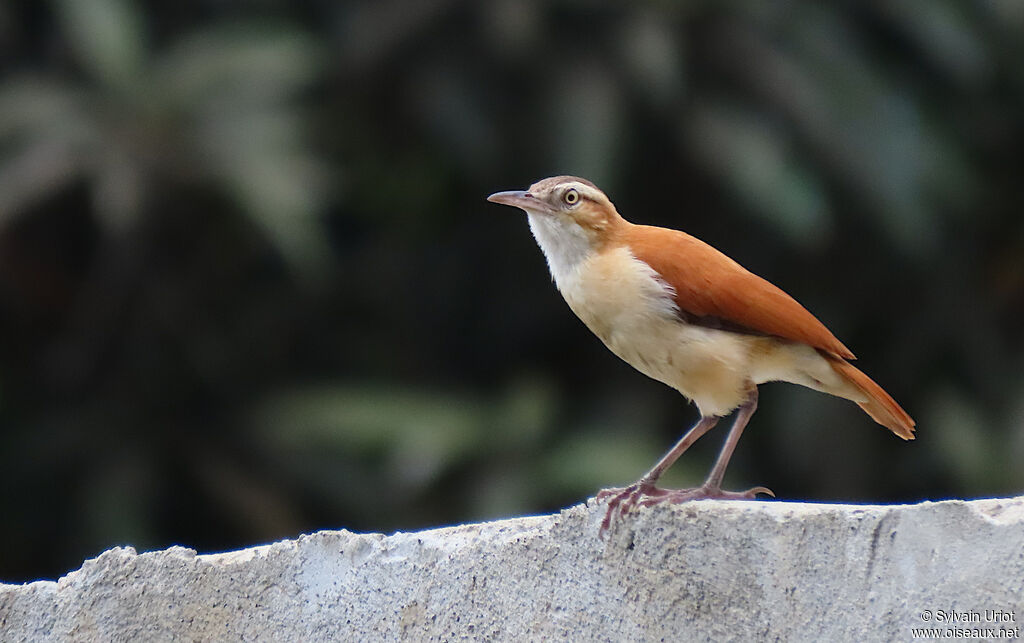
[556,247,756,416]
[558,246,678,341]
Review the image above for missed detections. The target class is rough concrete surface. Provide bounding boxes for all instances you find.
[2,496,1023,642]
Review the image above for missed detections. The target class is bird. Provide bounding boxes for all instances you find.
[487,176,915,535]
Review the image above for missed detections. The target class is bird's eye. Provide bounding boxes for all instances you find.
[563,188,580,206]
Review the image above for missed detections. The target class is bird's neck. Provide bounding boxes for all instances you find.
[526,213,599,286]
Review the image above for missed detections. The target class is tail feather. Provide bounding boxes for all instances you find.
[825,355,916,440]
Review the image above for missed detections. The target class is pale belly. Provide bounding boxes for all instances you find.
[583,300,758,417]
[554,247,852,417]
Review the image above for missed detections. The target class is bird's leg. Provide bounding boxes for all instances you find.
[597,414,719,535]
[598,390,773,536]
[639,389,773,507]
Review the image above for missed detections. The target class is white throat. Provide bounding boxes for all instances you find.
[526,212,594,288]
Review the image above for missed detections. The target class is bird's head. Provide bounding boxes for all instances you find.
[487,176,622,240]
[487,176,626,280]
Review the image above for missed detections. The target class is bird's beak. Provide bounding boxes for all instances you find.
[487,190,556,215]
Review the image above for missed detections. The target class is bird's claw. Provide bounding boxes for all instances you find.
[597,483,774,537]
[597,483,655,537]
[637,484,773,507]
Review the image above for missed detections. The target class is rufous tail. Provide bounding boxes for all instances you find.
[824,354,916,440]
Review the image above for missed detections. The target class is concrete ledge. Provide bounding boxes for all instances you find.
[2,497,1023,641]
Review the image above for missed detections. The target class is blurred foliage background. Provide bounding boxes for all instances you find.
[1,0,1023,583]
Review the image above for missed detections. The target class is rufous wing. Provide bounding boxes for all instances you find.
[621,224,856,359]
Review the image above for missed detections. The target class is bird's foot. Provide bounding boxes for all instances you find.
[597,482,773,537]
[596,482,665,537]
[638,483,774,506]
